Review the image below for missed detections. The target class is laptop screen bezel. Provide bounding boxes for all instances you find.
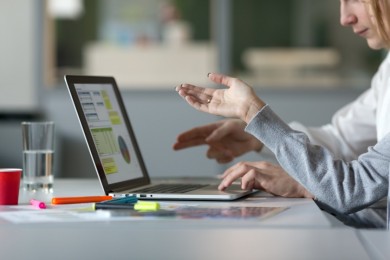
[64,75,151,194]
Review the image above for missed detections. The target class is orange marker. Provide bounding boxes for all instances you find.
[51,195,112,205]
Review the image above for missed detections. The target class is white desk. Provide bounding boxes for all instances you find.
[0,179,373,259]
[2,225,370,260]
[358,230,390,260]
[17,178,338,228]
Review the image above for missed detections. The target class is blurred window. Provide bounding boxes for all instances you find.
[45,0,381,90]
[47,0,213,89]
[231,0,381,89]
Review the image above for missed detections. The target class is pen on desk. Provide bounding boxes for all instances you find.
[51,195,113,205]
[30,199,46,209]
[94,201,160,211]
[104,196,138,204]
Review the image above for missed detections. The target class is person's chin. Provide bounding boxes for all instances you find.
[367,39,385,50]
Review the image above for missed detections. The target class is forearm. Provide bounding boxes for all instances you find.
[245,105,389,215]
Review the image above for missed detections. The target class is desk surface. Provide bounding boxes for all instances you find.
[358,229,390,260]
[17,178,338,228]
[2,225,370,260]
[0,178,375,259]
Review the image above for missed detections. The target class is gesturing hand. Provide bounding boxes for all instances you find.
[173,119,263,163]
[176,73,266,123]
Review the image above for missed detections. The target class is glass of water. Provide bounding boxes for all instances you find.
[21,122,55,193]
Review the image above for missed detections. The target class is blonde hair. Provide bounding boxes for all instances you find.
[370,0,390,46]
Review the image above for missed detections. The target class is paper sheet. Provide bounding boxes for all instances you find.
[0,203,288,224]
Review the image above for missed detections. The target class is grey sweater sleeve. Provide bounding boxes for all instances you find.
[245,105,389,215]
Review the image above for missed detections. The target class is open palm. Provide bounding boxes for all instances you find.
[177,73,262,120]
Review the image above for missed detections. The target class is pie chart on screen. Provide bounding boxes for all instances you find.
[118,135,131,163]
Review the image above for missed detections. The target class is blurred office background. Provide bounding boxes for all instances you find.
[0,0,382,179]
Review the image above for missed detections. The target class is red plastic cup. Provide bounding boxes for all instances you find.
[0,168,22,205]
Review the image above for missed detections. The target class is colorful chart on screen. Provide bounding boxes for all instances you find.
[118,135,131,164]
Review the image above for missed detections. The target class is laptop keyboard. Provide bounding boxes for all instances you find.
[132,184,208,194]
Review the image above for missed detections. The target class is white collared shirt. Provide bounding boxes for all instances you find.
[288,52,390,161]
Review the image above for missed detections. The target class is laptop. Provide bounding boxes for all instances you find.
[64,75,254,200]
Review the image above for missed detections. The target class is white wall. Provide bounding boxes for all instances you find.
[0,1,38,111]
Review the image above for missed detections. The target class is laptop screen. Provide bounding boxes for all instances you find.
[74,83,144,184]
[65,75,152,194]
[75,84,142,184]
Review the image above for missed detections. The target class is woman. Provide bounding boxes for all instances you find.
[175,0,390,201]
[175,0,390,215]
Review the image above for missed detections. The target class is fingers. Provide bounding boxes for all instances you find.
[176,84,214,104]
[173,137,207,150]
[177,86,213,113]
[173,120,236,163]
[246,161,278,173]
[218,161,274,191]
[218,162,252,190]
[173,124,218,150]
[206,147,234,163]
[241,170,257,190]
[208,73,236,88]
[176,124,218,142]
[205,121,232,143]
[216,157,234,164]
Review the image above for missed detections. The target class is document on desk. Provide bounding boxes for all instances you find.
[157,204,288,220]
[0,204,288,224]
